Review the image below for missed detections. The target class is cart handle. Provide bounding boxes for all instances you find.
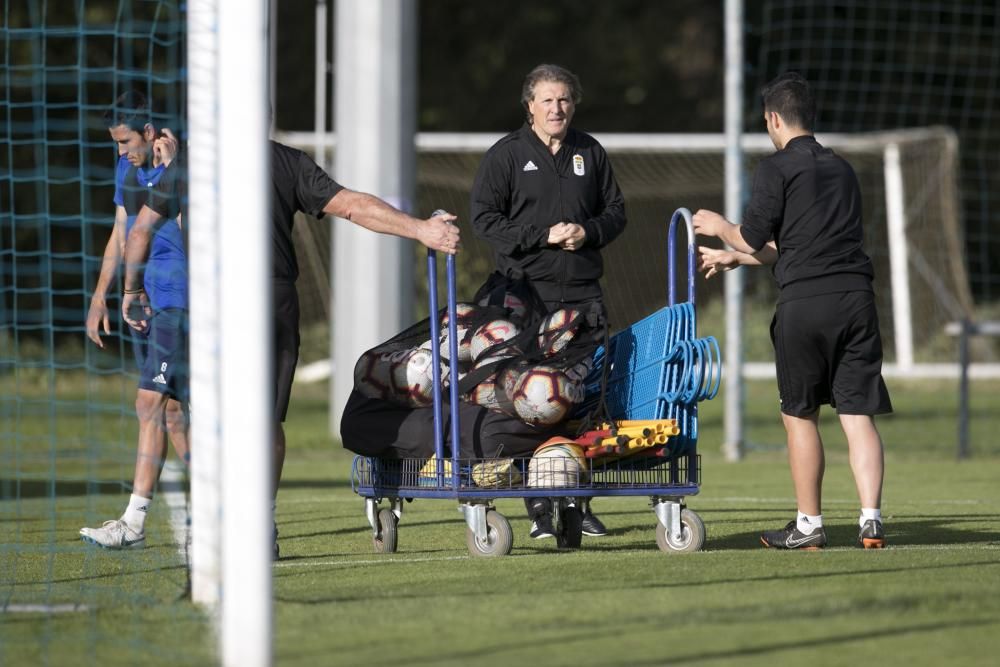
[667,207,696,307]
[426,211,461,488]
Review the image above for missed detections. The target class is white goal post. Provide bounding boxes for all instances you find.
[189,1,273,666]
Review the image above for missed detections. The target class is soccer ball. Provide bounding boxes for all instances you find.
[469,319,520,361]
[390,348,441,407]
[467,373,503,410]
[440,302,480,333]
[527,442,586,488]
[564,356,594,383]
[440,327,472,362]
[467,350,519,411]
[353,350,395,400]
[477,292,528,324]
[420,333,472,364]
[537,308,581,356]
[512,365,584,426]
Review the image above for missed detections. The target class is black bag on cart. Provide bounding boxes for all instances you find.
[341,389,564,460]
[343,270,603,459]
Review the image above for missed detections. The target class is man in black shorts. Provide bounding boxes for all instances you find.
[693,72,892,550]
[269,140,459,558]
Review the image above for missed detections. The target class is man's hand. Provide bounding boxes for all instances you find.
[416,211,460,254]
[122,289,152,332]
[692,209,731,239]
[547,222,586,251]
[698,245,742,279]
[152,128,178,168]
[86,298,111,348]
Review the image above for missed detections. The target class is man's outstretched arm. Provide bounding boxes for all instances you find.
[323,189,460,255]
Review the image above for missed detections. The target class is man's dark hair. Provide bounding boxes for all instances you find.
[104,90,151,131]
[761,72,815,131]
[521,64,583,119]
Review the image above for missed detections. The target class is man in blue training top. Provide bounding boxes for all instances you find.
[80,91,189,550]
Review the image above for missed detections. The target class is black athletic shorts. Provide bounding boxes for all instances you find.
[273,281,300,423]
[771,290,893,417]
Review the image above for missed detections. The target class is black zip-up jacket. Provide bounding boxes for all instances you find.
[470,124,626,303]
[740,135,874,303]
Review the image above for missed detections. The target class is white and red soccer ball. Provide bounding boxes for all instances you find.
[353,350,396,400]
[467,350,519,412]
[512,365,584,426]
[390,348,441,407]
[527,442,586,488]
[537,308,581,356]
[440,302,479,329]
[469,319,520,361]
[477,292,528,324]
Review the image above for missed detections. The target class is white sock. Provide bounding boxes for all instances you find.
[860,508,882,528]
[122,494,151,532]
[797,512,823,535]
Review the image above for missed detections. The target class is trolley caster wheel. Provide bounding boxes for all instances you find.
[556,505,583,550]
[466,510,513,558]
[655,508,705,553]
[373,508,398,554]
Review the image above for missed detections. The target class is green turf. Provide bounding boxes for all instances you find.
[2,378,999,666]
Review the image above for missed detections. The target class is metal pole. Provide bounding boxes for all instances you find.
[958,318,970,459]
[330,0,417,435]
[723,0,745,461]
[314,0,328,169]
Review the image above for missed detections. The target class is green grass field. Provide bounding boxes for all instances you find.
[2,377,999,666]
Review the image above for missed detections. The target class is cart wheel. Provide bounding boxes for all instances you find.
[556,505,583,550]
[655,508,705,553]
[466,510,513,558]
[373,508,398,554]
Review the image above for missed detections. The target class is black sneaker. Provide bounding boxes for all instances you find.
[273,523,280,561]
[857,519,886,549]
[760,520,827,550]
[580,501,607,537]
[530,515,556,539]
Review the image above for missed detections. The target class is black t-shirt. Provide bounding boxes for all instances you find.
[270,140,344,282]
[740,135,874,302]
[146,156,185,220]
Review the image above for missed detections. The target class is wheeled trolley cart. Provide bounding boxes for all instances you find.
[351,208,721,556]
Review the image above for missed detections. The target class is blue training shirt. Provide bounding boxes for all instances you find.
[113,155,188,310]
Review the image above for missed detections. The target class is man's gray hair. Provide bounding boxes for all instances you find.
[521,64,583,116]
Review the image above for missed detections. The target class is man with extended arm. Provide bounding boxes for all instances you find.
[694,72,891,550]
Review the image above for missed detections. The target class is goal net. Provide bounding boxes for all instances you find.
[0,1,213,664]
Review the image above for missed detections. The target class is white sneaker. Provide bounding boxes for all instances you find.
[80,519,145,550]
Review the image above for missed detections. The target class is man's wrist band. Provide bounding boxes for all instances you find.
[123,288,144,295]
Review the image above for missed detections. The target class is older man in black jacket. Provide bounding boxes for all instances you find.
[470,63,627,540]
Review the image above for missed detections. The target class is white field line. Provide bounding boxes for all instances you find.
[274,555,470,568]
[159,461,190,558]
[1,603,91,614]
[274,542,1000,569]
